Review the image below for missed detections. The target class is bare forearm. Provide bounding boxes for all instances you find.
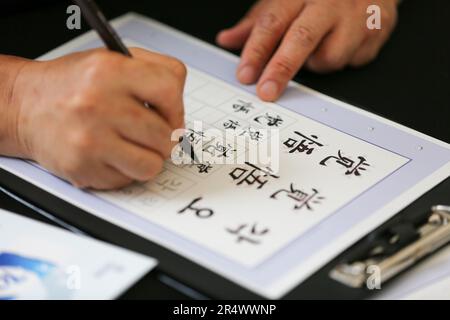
[0,55,30,158]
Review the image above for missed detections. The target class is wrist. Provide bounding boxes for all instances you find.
[0,55,33,159]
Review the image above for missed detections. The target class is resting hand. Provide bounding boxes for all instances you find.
[217,0,399,101]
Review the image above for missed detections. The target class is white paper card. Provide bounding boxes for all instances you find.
[0,209,157,300]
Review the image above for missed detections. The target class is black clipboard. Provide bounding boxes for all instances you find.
[1,167,449,299]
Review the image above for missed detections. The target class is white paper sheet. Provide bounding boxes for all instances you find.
[0,209,157,300]
[97,65,409,267]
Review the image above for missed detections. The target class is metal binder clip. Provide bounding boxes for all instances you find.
[330,205,450,288]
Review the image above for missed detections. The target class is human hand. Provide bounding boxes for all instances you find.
[217,0,399,101]
[12,48,186,190]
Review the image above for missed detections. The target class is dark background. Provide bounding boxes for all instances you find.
[0,0,449,299]
[1,0,449,142]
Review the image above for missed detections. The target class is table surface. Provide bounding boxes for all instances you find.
[1,0,449,299]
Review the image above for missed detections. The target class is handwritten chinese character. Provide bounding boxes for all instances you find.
[232,100,255,114]
[185,162,214,174]
[203,141,236,158]
[271,184,325,211]
[177,197,214,219]
[284,131,323,155]
[196,163,213,174]
[229,162,279,189]
[223,119,241,130]
[185,129,208,146]
[320,150,370,176]
[254,113,284,127]
[226,223,269,245]
[156,178,182,192]
[239,127,264,142]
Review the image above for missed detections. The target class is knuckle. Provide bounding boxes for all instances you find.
[70,130,96,154]
[83,51,120,81]
[169,58,188,80]
[69,89,100,113]
[248,43,268,61]
[257,12,285,34]
[319,52,347,70]
[290,24,316,48]
[272,56,297,77]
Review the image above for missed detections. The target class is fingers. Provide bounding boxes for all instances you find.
[349,39,381,67]
[55,113,168,188]
[236,0,304,84]
[127,62,185,129]
[349,25,394,67]
[229,0,399,102]
[257,3,336,101]
[105,135,164,182]
[51,132,133,190]
[125,48,187,129]
[306,21,367,73]
[78,49,186,130]
[216,17,255,50]
[312,2,397,71]
[110,98,174,159]
[83,164,133,190]
[129,47,187,76]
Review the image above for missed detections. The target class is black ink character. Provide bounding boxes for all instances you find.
[203,141,236,158]
[226,223,269,245]
[223,119,240,130]
[156,178,182,192]
[229,162,279,189]
[271,184,325,211]
[177,197,214,219]
[195,163,213,174]
[283,131,324,155]
[185,129,207,146]
[320,150,370,176]
[239,127,264,142]
[254,113,284,127]
[232,100,255,114]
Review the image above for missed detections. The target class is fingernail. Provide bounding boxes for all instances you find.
[237,65,256,84]
[260,81,279,100]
